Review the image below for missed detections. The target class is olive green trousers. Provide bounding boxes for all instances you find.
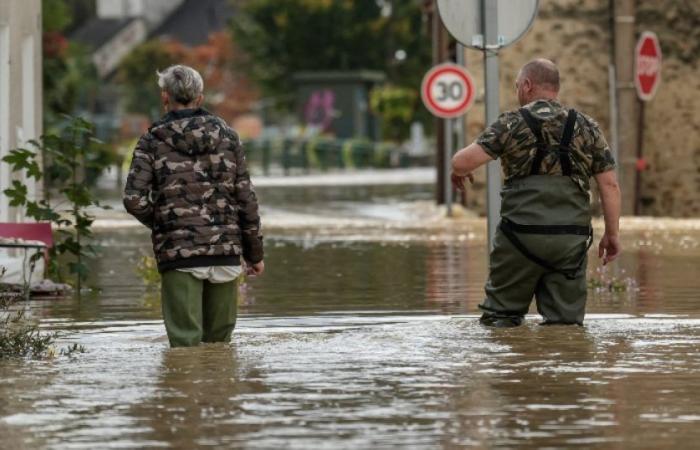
[480,227,589,326]
[161,270,238,347]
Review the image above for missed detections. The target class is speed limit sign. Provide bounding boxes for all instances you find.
[421,63,476,119]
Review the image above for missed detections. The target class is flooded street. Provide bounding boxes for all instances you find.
[2,178,700,449]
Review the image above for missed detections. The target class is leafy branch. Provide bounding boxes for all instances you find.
[2,116,110,296]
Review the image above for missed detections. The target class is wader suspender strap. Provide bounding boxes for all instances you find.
[500,218,593,280]
[519,108,547,176]
[558,109,578,176]
[519,108,578,176]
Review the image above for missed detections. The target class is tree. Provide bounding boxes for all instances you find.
[42,0,72,33]
[165,33,259,121]
[230,0,431,107]
[118,33,258,121]
[118,40,176,117]
[42,0,99,129]
[370,85,417,142]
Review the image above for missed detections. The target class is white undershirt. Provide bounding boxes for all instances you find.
[176,265,242,283]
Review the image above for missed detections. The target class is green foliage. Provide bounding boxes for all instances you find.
[588,266,637,293]
[0,306,57,359]
[118,40,176,117]
[247,136,399,171]
[44,42,99,127]
[0,289,85,359]
[1,116,110,294]
[370,85,418,142]
[42,0,100,129]
[136,255,161,289]
[231,0,431,106]
[60,342,86,357]
[42,0,73,33]
[588,275,628,293]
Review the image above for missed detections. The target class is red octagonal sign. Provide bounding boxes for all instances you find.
[635,31,662,101]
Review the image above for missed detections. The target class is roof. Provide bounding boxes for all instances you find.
[151,0,236,46]
[71,17,136,49]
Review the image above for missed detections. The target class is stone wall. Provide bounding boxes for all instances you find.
[460,0,699,217]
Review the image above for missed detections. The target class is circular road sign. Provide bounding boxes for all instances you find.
[421,63,476,119]
[437,0,539,50]
[635,31,662,101]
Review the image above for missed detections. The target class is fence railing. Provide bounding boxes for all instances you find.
[245,138,425,175]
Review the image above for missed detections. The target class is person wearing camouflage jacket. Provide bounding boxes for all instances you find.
[450,59,622,327]
[124,65,264,346]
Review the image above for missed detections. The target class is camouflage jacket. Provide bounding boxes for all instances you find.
[475,99,616,191]
[123,108,263,272]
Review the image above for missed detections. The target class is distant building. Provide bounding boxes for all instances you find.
[71,0,239,140]
[294,71,385,140]
[72,0,235,78]
[0,0,42,222]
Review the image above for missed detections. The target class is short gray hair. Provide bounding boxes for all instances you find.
[156,65,204,105]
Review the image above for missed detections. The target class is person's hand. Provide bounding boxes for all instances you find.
[598,233,621,265]
[451,172,474,192]
[246,260,265,276]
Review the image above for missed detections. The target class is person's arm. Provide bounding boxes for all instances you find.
[450,143,494,191]
[451,111,514,190]
[594,170,622,265]
[123,135,155,228]
[232,134,264,275]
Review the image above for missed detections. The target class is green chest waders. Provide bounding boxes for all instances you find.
[480,108,593,326]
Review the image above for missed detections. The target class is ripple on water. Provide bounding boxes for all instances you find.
[3,314,700,449]
[3,225,700,449]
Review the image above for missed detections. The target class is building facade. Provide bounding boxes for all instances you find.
[0,0,42,222]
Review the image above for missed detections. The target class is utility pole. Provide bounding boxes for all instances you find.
[482,0,501,250]
[429,0,450,205]
[456,43,468,206]
[613,0,637,215]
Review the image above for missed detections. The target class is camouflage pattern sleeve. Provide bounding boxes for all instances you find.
[232,134,264,264]
[123,135,156,228]
[475,111,519,159]
[582,115,616,175]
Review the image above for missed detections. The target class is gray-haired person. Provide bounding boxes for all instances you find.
[124,65,264,347]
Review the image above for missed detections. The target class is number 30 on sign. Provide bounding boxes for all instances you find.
[421,63,476,119]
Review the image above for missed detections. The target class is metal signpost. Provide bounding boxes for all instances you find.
[436,0,539,249]
[633,31,661,215]
[420,63,476,217]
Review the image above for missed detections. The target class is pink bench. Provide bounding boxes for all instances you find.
[0,223,53,285]
[0,222,53,252]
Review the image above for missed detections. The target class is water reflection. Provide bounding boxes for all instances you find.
[129,345,266,448]
[2,182,700,448]
[2,314,700,448]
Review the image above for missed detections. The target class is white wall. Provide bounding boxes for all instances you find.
[22,35,37,205]
[93,19,148,78]
[97,0,128,18]
[97,0,184,26]
[0,24,11,221]
[0,0,42,223]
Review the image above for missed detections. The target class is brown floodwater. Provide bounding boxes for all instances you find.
[1,182,700,449]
